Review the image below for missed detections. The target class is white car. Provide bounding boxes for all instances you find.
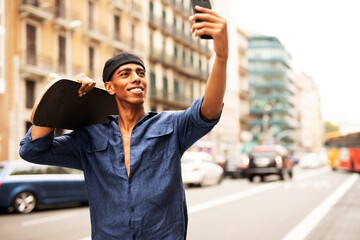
[299,153,323,168]
[181,152,224,187]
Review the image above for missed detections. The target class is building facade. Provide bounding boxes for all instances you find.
[295,72,324,153]
[2,0,150,160]
[0,0,8,160]
[247,35,299,151]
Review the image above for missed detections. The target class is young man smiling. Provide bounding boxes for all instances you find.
[20,6,228,240]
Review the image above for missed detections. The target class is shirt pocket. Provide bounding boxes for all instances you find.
[145,123,174,165]
[145,123,174,139]
[85,138,112,173]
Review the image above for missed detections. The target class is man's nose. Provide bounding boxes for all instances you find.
[130,71,141,82]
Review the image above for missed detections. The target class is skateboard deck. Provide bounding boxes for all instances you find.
[31,77,118,130]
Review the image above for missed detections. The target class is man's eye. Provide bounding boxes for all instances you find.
[138,72,145,77]
[120,72,129,77]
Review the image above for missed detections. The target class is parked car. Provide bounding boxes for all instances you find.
[181,151,224,187]
[247,145,293,182]
[224,154,249,178]
[299,152,325,168]
[0,160,88,213]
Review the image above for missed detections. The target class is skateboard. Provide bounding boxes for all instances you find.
[31,75,118,130]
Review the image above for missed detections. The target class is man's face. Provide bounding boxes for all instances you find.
[105,63,147,106]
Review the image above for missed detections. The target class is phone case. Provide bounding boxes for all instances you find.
[190,0,212,39]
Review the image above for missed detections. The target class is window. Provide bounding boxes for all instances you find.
[89,47,95,77]
[174,46,178,59]
[26,24,36,65]
[88,1,94,30]
[174,79,179,101]
[23,0,39,7]
[149,1,154,20]
[55,0,65,18]
[163,76,168,99]
[25,80,35,109]
[58,35,66,73]
[114,15,121,41]
[150,72,156,96]
[149,33,154,52]
[25,121,32,134]
[173,17,177,32]
[131,23,135,49]
[162,10,166,27]
[182,50,186,65]
[190,83,194,100]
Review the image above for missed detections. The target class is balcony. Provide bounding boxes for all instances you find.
[110,0,129,11]
[150,89,193,110]
[85,24,107,44]
[149,15,212,57]
[20,53,54,79]
[129,0,143,20]
[149,49,209,81]
[19,1,52,23]
[238,66,248,77]
[239,89,249,100]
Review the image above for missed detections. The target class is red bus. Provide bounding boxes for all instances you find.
[325,131,360,172]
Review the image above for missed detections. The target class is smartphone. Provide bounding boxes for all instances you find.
[190,0,212,39]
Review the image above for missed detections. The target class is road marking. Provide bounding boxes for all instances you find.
[76,168,330,240]
[188,167,330,215]
[282,173,359,240]
[188,182,281,214]
[21,212,79,226]
[293,166,331,182]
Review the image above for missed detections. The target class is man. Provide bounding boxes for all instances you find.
[20,6,228,240]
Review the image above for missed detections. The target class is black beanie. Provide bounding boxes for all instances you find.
[102,52,146,83]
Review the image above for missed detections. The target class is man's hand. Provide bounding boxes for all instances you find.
[189,5,228,60]
[189,6,228,121]
[74,73,96,97]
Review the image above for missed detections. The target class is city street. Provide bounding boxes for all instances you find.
[1,167,359,240]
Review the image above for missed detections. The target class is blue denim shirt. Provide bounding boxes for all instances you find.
[19,97,220,240]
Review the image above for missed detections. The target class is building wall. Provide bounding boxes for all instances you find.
[0,0,8,160]
[295,72,324,153]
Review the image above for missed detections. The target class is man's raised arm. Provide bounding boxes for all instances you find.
[190,5,229,121]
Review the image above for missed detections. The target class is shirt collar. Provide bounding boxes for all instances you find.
[107,112,158,126]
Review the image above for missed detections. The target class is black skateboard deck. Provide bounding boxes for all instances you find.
[31,77,118,130]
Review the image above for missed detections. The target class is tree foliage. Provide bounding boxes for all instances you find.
[325,121,340,133]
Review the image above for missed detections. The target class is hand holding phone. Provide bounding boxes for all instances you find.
[190,0,212,39]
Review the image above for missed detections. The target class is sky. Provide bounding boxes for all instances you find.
[231,0,360,128]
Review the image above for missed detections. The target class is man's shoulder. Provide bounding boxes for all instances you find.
[75,118,116,137]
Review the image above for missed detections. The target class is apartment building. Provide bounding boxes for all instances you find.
[2,0,149,160]
[0,0,7,160]
[247,35,299,151]
[295,72,324,153]
[1,0,249,161]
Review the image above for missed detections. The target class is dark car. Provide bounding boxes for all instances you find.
[224,154,249,178]
[247,145,293,182]
[0,160,88,213]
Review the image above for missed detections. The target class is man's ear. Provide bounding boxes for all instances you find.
[104,81,115,95]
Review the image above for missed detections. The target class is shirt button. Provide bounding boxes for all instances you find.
[131,207,135,212]
[129,179,132,184]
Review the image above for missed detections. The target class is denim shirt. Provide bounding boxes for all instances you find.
[19,97,220,240]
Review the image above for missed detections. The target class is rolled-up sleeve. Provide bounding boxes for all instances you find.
[177,97,222,153]
[19,126,83,170]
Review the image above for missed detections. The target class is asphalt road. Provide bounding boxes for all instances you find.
[1,166,359,240]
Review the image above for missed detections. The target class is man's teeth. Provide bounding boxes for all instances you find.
[130,88,143,93]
